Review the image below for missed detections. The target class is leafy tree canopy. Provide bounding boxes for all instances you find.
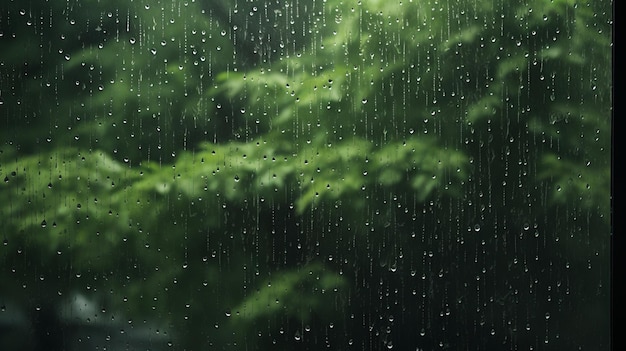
[1,0,611,349]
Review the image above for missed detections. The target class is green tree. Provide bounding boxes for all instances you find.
[1,0,611,350]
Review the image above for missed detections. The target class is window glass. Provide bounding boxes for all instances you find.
[1,0,612,350]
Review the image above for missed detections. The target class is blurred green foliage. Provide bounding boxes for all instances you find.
[1,0,611,350]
